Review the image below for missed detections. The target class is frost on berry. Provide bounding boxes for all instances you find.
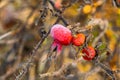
[50,24,72,45]
[50,24,72,56]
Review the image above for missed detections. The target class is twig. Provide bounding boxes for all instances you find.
[93,60,116,80]
[48,0,69,26]
[39,63,72,78]
[92,20,108,47]
[0,37,25,80]
[0,39,18,44]
[0,31,15,40]
[15,30,50,80]
[84,67,101,80]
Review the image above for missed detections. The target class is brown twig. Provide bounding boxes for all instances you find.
[39,63,72,78]
[0,36,25,80]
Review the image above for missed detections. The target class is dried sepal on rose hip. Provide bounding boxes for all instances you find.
[82,46,96,60]
[50,24,72,56]
[72,33,85,46]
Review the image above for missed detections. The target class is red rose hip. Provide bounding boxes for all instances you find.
[72,33,85,46]
[82,46,96,60]
[54,0,62,9]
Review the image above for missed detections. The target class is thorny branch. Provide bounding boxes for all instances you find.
[0,1,41,80]
[0,37,25,80]
[16,0,119,80]
[0,0,119,80]
[15,31,50,80]
[93,59,116,80]
[15,0,71,79]
[39,63,72,78]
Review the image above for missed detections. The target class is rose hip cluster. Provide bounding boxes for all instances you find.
[50,24,96,60]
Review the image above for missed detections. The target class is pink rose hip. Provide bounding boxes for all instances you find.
[50,24,72,56]
[50,24,72,45]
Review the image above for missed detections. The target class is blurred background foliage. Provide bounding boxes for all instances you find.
[0,0,120,80]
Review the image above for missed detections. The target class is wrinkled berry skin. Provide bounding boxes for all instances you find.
[82,46,96,60]
[50,24,72,45]
[72,33,85,46]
